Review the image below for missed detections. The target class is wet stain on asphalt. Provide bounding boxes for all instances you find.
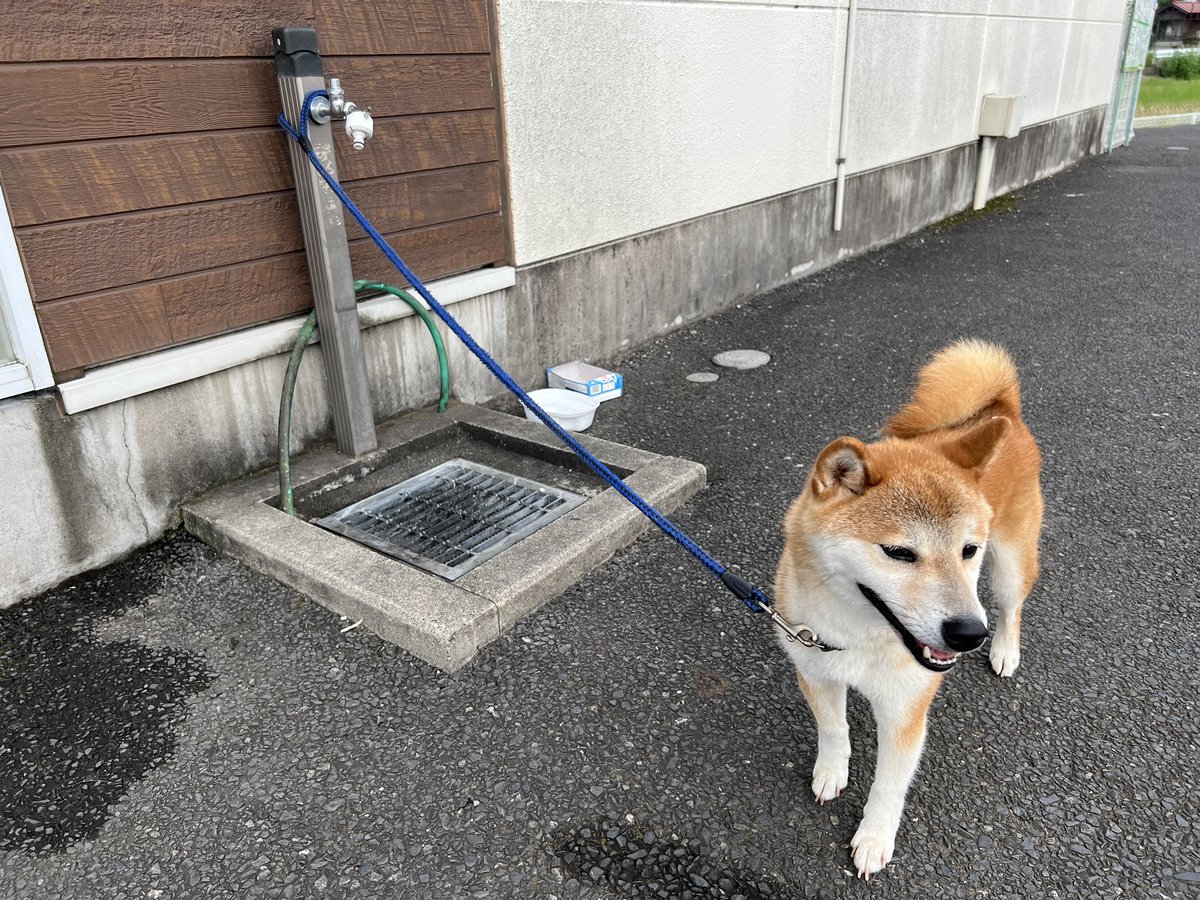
[0,541,213,854]
[554,817,786,899]
[691,667,732,700]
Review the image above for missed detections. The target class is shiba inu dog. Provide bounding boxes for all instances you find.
[774,340,1042,878]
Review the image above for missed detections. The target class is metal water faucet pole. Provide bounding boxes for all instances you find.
[272,27,377,457]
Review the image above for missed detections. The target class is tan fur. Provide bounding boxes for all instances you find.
[774,339,1044,878]
[877,340,1042,593]
[898,678,940,750]
[796,671,843,725]
[884,339,1021,438]
[796,670,814,699]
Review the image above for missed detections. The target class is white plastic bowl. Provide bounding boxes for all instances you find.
[521,388,600,432]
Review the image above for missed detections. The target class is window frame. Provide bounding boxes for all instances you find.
[0,178,54,400]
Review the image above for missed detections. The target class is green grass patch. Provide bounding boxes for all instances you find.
[1137,76,1200,116]
[935,192,1021,232]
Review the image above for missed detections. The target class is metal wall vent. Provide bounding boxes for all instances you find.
[315,459,585,580]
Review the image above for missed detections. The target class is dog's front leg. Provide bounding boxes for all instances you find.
[851,677,940,879]
[795,671,850,803]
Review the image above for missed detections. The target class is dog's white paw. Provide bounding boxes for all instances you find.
[811,758,849,806]
[811,758,849,804]
[850,823,895,879]
[989,635,1021,677]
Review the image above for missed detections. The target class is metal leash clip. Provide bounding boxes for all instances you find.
[751,596,840,652]
[720,570,840,652]
[760,602,819,646]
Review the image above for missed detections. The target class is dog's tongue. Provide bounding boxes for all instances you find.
[927,646,957,662]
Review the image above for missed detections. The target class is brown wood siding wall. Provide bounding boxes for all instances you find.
[0,1,508,379]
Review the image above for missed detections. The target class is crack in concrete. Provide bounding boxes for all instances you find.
[120,400,152,541]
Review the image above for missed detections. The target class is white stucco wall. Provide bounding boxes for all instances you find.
[496,0,1128,265]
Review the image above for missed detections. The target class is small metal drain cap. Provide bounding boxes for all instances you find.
[712,349,770,370]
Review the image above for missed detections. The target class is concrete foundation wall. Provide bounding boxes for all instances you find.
[991,105,1107,198]
[0,292,507,607]
[496,0,1127,265]
[0,107,1105,607]
[499,106,1104,389]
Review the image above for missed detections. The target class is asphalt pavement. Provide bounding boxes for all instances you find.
[2,127,1198,899]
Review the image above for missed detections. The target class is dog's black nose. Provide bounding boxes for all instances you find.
[941,617,987,652]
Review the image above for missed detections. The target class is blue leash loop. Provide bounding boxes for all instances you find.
[278,94,835,649]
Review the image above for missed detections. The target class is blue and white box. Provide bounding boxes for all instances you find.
[546,361,623,401]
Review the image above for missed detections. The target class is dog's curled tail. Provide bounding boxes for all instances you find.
[884,339,1021,438]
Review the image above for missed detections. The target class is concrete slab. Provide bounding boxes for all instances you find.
[183,403,705,671]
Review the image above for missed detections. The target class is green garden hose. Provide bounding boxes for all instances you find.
[277,310,318,516]
[277,280,451,516]
[354,279,452,413]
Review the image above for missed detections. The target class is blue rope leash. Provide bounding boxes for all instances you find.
[278,93,794,628]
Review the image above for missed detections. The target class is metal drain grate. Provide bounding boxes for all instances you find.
[314,459,585,580]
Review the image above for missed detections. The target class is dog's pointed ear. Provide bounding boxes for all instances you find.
[812,437,874,499]
[940,416,1010,476]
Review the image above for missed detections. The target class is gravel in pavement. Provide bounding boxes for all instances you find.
[2,128,1197,898]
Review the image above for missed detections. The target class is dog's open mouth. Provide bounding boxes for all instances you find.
[857,583,960,673]
[915,641,959,669]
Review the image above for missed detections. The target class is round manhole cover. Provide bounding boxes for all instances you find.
[712,349,770,369]
[686,372,719,383]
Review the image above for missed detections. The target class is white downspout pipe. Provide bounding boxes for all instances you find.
[833,0,859,232]
[973,135,997,210]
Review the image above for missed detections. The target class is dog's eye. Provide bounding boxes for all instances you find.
[880,545,917,563]
[963,544,980,560]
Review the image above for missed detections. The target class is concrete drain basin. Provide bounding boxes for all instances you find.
[315,458,588,581]
[183,403,706,671]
